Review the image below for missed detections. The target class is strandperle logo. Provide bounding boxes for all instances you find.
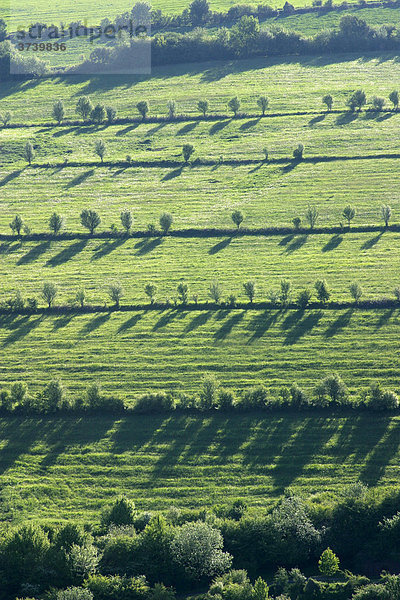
[9,2,151,75]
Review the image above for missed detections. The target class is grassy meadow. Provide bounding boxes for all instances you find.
[2,412,400,523]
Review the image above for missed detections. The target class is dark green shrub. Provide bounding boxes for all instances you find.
[133,393,175,413]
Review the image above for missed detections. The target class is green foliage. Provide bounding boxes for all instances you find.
[347,89,367,112]
[182,143,195,163]
[10,214,24,235]
[108,281,124,307]
[342,205,355,226]
[189,0,210,25]
[315,279,330,303]
[120,210,133,232]
[137,101,149,120]
[24,142,35,165]
[76,97,93,120]
[349,282,362,303]
[305,206,319,229]
[257,96,269,115]
[94,140,107,163]
[208,281,222,304]
[197,100,209,116]
[381,204,392,227]
[322,94,333,111]
[49,212,64,234]
[293,143,304,160]
[42,282,58,307]
[167,100,176,120]
[318,547,340,577]
[231,210,244,229]
[91,104,106,124]
[85,574,149,600]
[160,212,173,233]
[389,90,399,110]
[199,373,219,410]
[297,289,312,308]
[243,280,256,303]
[53,100,65,124]
[171,521,232,581]
[228,97,241,116]
[80,209,101,234]
[145,283,157,304]
[57,588,94,600]
[106,106,117,124]
[102,497,136,528]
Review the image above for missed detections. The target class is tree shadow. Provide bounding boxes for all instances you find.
[0,169,24,187]
[134,237,163,256]
[213,311,245,341]
[52,127,79,138]
[246,309,282,344]
[117,312,143,333]
[335,112,358,126]
[208,237,232,255]
[17,241,51,265]
[209,120,231,135]
[184,311,213,334]
[91,238,127,261]
[283,234,308,254]
[239,118,261,131]
[361,231,383,250]
[80,312,111,335]
[152,310,179,331]
[162,167,183,182]
[176,122,198,135]
[46,239,88,267]
[324,308,353,338]
[115,123,140,136]
[146,122,167,136]
[359,419,400,486]
[1,315,44,347]
[283,310,323,345]
[281,160,299,174]
[322,234,343,252]
[374,307,396,330]
[52,313,76,330]
[65,169,95,189]
[308,113,327,126]
[279,234,295,247]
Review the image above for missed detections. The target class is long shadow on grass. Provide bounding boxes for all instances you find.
[374,307,397,330]
[209,120,231,135]
[0,169,24,187]
[324,308,353,338]
[135,237,163,256]
[214,311,245,341]
[246,309,282,344]
[115,124,140,136]
[117,312,143,333]
[240,118,261,131]
[322,234,343,252]
[80,313,111,336]
[0,242,22,254]
[308,113,327,126]
[91,238,127,260]
[336,112,358,126]
[359,418,400,486]
[282,310,323,345]
[184,311,213,334]
[152,309,179,331]
[17,241,51,265]
[283,235,308,254]
[46,239,88,267]
[176,122,198,135]
[361,231,383,250]
[110,414,167,454]
[209,237,232,255]
[1,315,44,347]
[162,167,183,182]
[65,169,95,189]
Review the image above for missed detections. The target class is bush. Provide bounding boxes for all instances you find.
[228,96,241,116]
[85,574,149,600]
[240,385,269,409]
[297,289,312,309]
[305,206,318,229]
[160,212,173,233]
[53,100,65,124]
[49,212,64,235]
[120,210,133,232]
[42,282,58,307]
[315,279,330,303]
[24,141,34,165]
[293,143,304,160]
[389,90,399,110]
[57,588,94,600]
[257,96,269,115]
[102,497,136,528]
[106,106,117,123]
[318,548,340,577]
[108,282,124,308]
[81,209,101,234]
[76,96,93,120]
[366,383,399,410]
[197,99,209,116]
[372,96,385,111]
[182,143,195,163]
[134,392,175,413]
[199,374,219,410]
[349,282,362,303]
[94,140,107,163]
[9,214,24,235]
[351,584,390,600]
[91,104,106,123]
[243,280,256,303]
[322,94,333,111]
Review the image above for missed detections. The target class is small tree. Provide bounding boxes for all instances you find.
[305,206,319,229]
[315,279,331,304]
[197,100,209,117]
[0,111,12,126]
[24,141,35,165]
[322,94,333,111]
[106,106,117,123]
[120,210,133,233]
[389,90,399,111]
[108,282,123,308]
[257,96,269,116]
[145,283,157,304]
[231,210,244,229]
[342,205,355,227]
[189,0,210,25]
[49,212,64,235]
[348,89,366,112]
[160,212,173,234]
[102,496,136,527]
[293,143,304,160]
[228,96,241,116]
[9,215,24,236]
[42,282,58,308]
[177,282,189,304]
[76,96,93,120]
[253,577,269,600]
[76,289,86,308]
[52,100,65,124]
[209,281,222,304]
[243,280,256,303]
[280,279,291,305]
[80,209,101,234]
[182,143,195,163]
[91,104,106,124]
[372,96,385,112]
[137,100,149,120]
[319,548,340,578]
[292,217,301,230]
[167,100,176,120]
[94,139,106,163]
[350,282,362,303]
[381,204,392,227]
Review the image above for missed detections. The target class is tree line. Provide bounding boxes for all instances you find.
[0,371,399,414]
[3,488,400,599]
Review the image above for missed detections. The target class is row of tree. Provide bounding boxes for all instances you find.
[1,371,399,415]
[2,87,399,129]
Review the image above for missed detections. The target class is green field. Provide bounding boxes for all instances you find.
[1,412,400,523]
